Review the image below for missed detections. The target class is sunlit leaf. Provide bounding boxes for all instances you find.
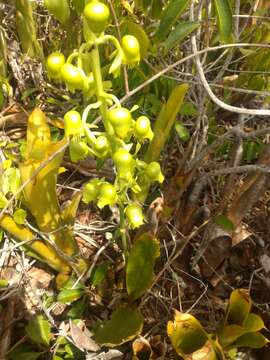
[13,208,26,225]
[163,21,200,53]
[94,307,144,346]
[225,289,251,326]
[156,0,191,41]
[233,332,269,349]
[213,0,233,43]
[243,313,265,333]
[218,324,245,348]
[167,311,209,356]
[126,234,159,300]
[25,315,52,347]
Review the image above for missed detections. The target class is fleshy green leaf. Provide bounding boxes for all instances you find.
[57,288,84,304]
[13,208,26,225]
[163,21,200,53]
[90,261,110,287]
[218,324,245,348]
[225,289,251,326]
[213,214,235,231]
[167,311,209,356]
[126,234,160,300]
[94,307,144,346]
[175,122,190,142]
[233,332,269,349]
[25,315,52,347]
[213,0,233,43]
[243,313,265,333]
[156,0,191,41]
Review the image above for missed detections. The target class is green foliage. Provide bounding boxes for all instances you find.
[163,21,200,53]
[213,0,233,43]
[156,0,191,41]
[25,315,52,347]
[126,234,160,300]
[94,307,144,346]
[168,289,269,359]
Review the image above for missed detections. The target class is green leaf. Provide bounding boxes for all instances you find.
[0,192,8,208]
[25,315,52,347]
[94,307,144,346]
[156,0,191,41]
[9,352,42,360]
[213,0,233,43]
[233,332,269,349]
[57,288,84,304]
[180,102,198,116]
[163,21,200,53]
[144,83,189,163]
[90,261,110,287]
[213,214,235,231]
[175,122,190,142]
[226,289,251,326]
[0,279,8,287]
[121,21,150,58]
[13,208,26,225]
[126,234,160,300]
[167,311,209,356]
[243,313,265,333]
[218,324,245,348]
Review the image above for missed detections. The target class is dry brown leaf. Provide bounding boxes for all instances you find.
[69,320,100,352]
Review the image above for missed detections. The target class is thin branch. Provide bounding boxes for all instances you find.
[120,44,270,111]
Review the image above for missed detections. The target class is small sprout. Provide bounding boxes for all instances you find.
[97,182,117,208]
[108,107,132,139]
[64,110,84,137]
[145,162,164,183]
[61,63,88,91]
[121,35,140,66]
[125,203,144,229]
[46,52,65,79]
[83,1,110,34]
[134,116,153,141]
[82,179,101,204]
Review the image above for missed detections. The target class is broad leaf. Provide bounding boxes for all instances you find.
[225,289,251,326]
[233,332,269,349]
[167,311,209,356]
[213,0,233,43]
[218,324,245,348]
[243,313,265,333]
[126,234,159,300]
[156,0,190,41]
[94,307,144,346]
[163,21,200,53]
[26,315,52,347]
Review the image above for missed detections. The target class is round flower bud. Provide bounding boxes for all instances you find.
[97,182,117,208]
[64,110,84,137]
[135,116,153,141]
[83,1,110,34]
[61,63,87,91]
[82,179,101,204]
[125,203,144,229]
[145,162,164,183]
[108,107,132,139]
[46,52,65,79]
[113,148,134,172]
[121,35,140,65]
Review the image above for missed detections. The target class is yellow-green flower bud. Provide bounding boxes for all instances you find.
[64,110,84,137]
[145,162,164,183]
[97,182,117,208]
[61,63,88,92]
[134,116,153,141]
[108,107,132,139]
[125,203,144,229]
[82,179,101,204]
[46,52,65,79]
[83,1,110,34]
[94,135,109,156]
[113,148,134,179]
[121,35,140,66]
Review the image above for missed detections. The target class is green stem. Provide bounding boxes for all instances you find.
[89,41,117,152]
[119,205,128,259]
